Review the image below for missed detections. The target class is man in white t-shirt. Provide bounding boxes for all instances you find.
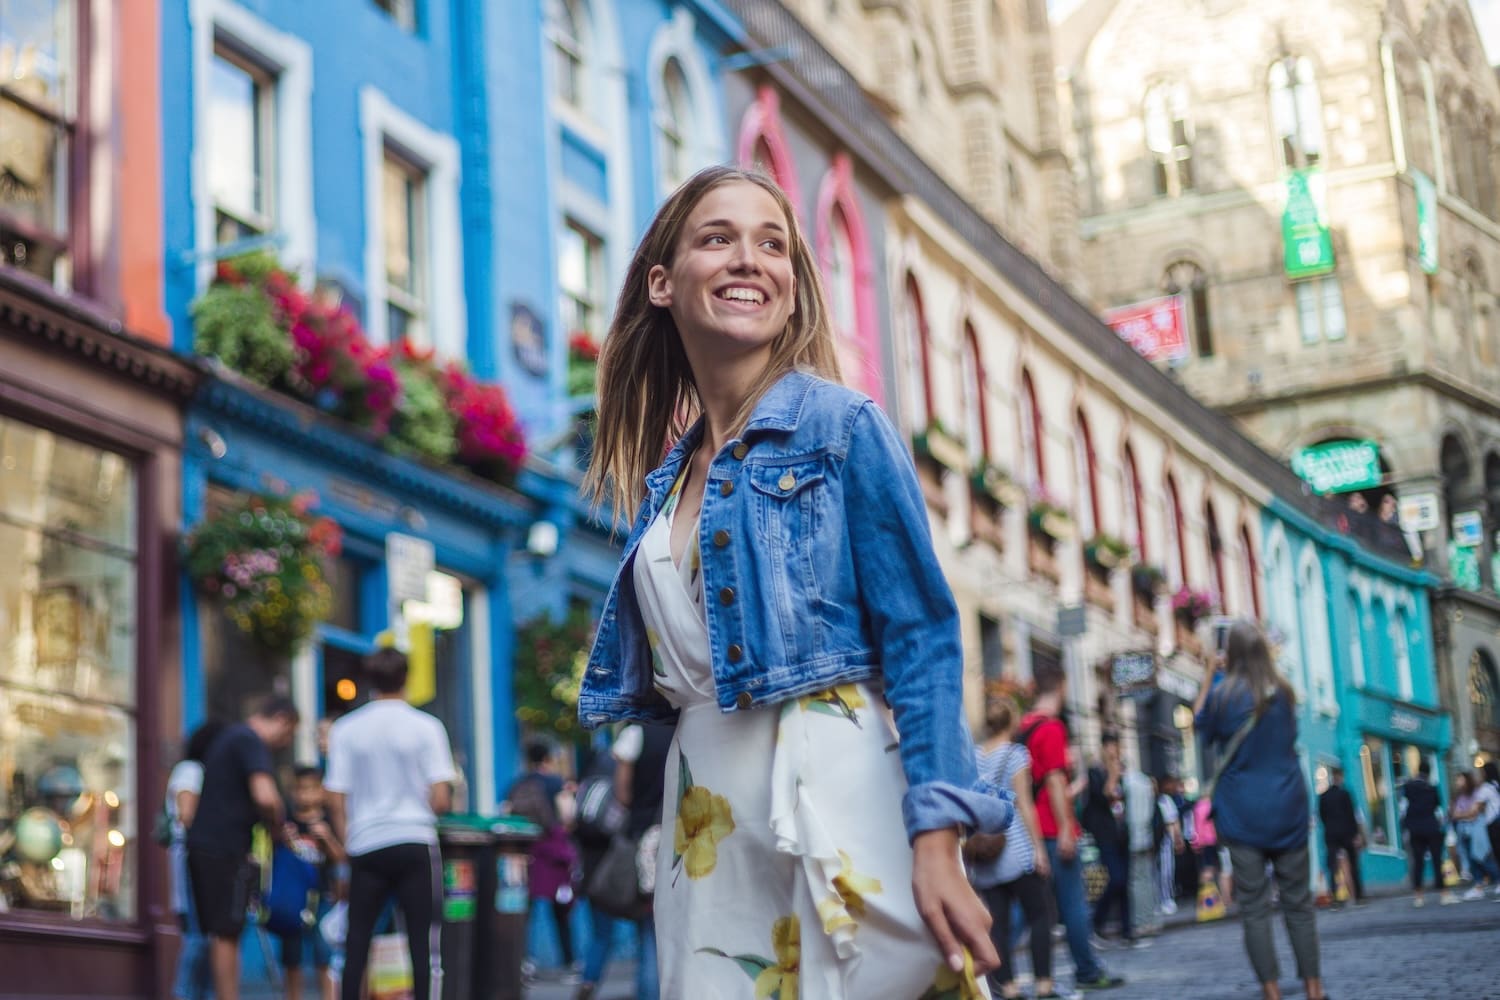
[326,648,455,1000]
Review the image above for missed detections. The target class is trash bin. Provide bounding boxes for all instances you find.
[490,815,541,1000]
[438,815,499,1000]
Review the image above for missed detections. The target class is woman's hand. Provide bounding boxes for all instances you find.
[912,827,1000,976]
[1032,838,1051,878]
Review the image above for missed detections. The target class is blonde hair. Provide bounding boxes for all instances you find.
[984,694,1020,738]
[583,166,843,523]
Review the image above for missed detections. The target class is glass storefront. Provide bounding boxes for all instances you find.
[0,417,137,921]
[1359,734,1439,852]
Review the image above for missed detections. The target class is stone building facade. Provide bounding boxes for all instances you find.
[1057,0,1500,776]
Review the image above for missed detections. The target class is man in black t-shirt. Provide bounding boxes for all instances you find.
[1318,766,1364,905]
[186,695,299,1000]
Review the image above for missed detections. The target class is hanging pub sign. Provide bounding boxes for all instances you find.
[1111,650,1158,696]
[1103,294,1189,364]
[1282,168,1335,278]
[1290,439,1381,495]
[1414,169,1439,275]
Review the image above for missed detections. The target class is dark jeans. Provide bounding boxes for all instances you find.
[1323,834,1364,901]
[1044,839,1105,982]
[1092,840,1131,940]
[981,873,1054,988]
[1226,841,1320,985]
[342,842,442,1000]
[1407,831,1445,891]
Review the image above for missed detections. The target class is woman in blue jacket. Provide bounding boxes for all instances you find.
[577,165,1010,997]
[1194,621,1327,1000]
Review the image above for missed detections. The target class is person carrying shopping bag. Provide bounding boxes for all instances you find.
[1193,621,1328,1000]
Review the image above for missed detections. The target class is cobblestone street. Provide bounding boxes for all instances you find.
[528,891,1500,999]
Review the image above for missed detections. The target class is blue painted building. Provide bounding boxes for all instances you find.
[1260,500,1446,893]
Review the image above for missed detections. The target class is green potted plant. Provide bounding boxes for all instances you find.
[911,417,968,472]
[1027,490,1074,544]
[184,491,342,656]
[512,604,596,740]
[1084,533,1133,572]
[1131,563,1167,602]
[970,461,1025,508]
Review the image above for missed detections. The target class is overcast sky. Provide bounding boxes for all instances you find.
[1048,0,1500,65]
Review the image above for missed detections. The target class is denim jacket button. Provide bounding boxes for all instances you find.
[735,691,753,710]
[727,643,744,662]
[719,480,734,497]
[713,529,730,547]
[718,586,735,606]
[732,443,749,460]
[778,472,796,491]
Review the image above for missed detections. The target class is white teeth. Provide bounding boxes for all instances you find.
[719,288,765,304]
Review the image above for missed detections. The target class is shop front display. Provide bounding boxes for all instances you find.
[1348,691,1451,887]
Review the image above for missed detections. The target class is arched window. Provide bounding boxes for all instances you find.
[1299,552,1335,709]
[1163,260,1212,358]
[1348,589,1367,687]
[1206,500,1226,604]
[903,274,934,433]
[1164,474,1186,587]
[1144,81,1194,197]
[1241,523,1262,619]
[1270,55,1324,170]
[826,206,860,378]
[737,87,803,209]
[1472,649,1500,729]
[961,324,989,466]
[1019,369,1044,490]
[1392,601,1414,700]
[815,156,880,401]
[1072,410,1099,539]
[549,0,590,113]
[1123,444,1147,560]
[1266,533,1303,695]
[655,57,692,195]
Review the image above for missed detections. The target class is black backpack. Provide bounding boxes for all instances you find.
[574,772,625,841]
[507,773,559,830]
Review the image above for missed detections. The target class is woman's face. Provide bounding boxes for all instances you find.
[649,180,797,372]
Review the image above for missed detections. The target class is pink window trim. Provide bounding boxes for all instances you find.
[814,153,882,403]
[736,86,803,210]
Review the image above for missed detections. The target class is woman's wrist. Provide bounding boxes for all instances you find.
[912,825,963,854]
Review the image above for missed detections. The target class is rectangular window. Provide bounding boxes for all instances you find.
[558,220,605,340]
[373,0,416,32]
[382,148,428,347]
[1360,736,1394,850]
[1295,277,1346,344]
[208,45,275,245]
[0,416,138,922]
[0,0,76,285]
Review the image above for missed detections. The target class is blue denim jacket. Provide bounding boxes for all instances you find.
[578,370,1012,840]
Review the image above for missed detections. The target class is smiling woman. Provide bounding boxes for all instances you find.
[578,166,1011,998]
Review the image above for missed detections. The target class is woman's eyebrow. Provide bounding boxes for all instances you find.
[694,218,787,234]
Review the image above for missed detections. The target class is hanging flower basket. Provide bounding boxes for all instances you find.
[912,419,968,472]
[1027,493,1075,543]
[1171,585,1218,626]
[970,462,1025,508]
[184,491,342,657]
[513,605,596,739]
[1131,563,1167,601]
[1084,533,1133,572]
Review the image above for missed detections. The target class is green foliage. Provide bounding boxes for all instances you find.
[512,605,596,740]
[390,357,458,463]
[191,284,295,387]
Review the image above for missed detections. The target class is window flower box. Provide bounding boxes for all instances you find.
[912,420,969,473]
[1027,493,1074,548]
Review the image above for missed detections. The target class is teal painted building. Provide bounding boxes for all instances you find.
[1261,500,1447,893]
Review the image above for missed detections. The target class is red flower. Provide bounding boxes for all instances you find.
[568,330,600,362]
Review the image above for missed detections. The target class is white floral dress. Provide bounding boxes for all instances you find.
[631,471,988,1000]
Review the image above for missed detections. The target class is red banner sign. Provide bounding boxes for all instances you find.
[1104,295,1189,363]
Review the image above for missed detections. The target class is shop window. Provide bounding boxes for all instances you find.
[0,0,77,285]
[1471,650,1500,730]
[382,148,429,347]
[655,57,692,196]
[1270,55,1324,171]
[207,46,276,246]
[1295,276,1346,344]
[1163,261,1212,358]
[1360,736,1393,849]
[1144,82,1194,198]
[549,0,588,113]
[558,220,605,342]
[0,417,137,921]
[372,0,417,31]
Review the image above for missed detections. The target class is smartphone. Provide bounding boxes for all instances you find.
[1212,618,1230,661]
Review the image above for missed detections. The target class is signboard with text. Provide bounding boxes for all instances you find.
[1283,168,1335,278]
[1111,651,1158,696]
[1399,493,1440,532]
[1290,439,1381,495]
[1103,295,1189,363]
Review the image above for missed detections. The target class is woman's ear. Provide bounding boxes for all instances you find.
[647,264,672,308]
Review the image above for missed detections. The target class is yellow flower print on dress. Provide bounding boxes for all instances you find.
[672,753,735,882]
[816,849,884,934]
[918,949,984,1000]
[799,684,866,728]
[697,914,800,1000]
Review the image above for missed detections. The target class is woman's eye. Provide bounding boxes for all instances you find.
[705,234,729,245]
[761,240,784,252]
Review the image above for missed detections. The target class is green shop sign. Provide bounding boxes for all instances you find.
[1414,169,1438,275]
[1282,168,1335,278]
[1291,439,1382,494]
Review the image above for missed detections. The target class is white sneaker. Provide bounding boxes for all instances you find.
[1413,895,1425,907]
[1462,886,1485,901]
[1161,899,1178,915]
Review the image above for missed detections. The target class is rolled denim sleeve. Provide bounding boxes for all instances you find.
[844,401,1014,840]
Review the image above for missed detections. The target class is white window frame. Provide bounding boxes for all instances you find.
[547,0,593,123]
[1393,596,1414,700]
[646,9,723,200]
[1295,276,1346,344]
[558,218,606,340]
[359,86,464,358]
[1270,55,1325,171]
[190,0,314,289]
[1265,525,1304,698]
[206,45,277,244]
[1297,547,1337,714]
[1348,583,1369,688]
[380,147,430,348]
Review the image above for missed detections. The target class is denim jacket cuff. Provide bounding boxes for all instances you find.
[902,780,1014,843]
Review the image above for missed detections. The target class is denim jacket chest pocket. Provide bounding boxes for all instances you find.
[744,457,833,665]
